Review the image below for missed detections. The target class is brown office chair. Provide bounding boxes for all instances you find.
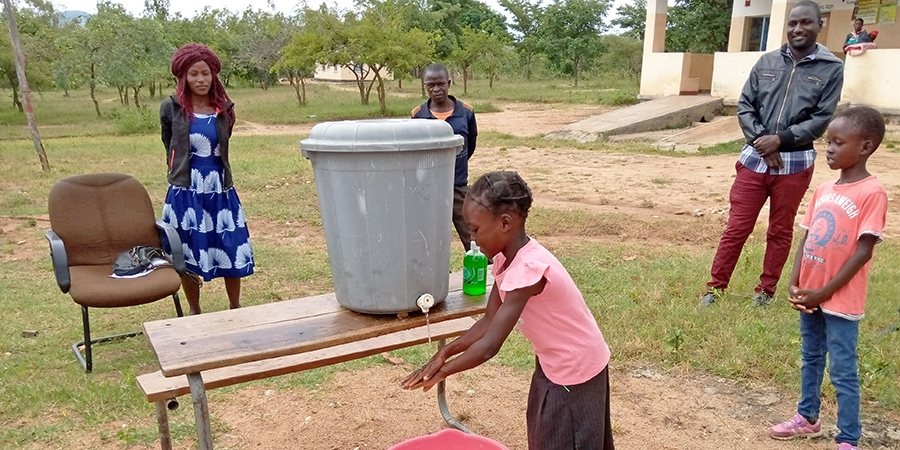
[46,173,185,372]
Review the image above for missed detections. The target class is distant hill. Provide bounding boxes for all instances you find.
[60,10,91,24]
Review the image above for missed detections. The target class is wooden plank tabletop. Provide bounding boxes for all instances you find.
[144,274,492,377]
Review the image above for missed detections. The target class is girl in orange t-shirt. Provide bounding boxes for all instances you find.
[769,107,887,450]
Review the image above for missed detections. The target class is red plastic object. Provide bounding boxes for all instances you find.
[388,429,509,450]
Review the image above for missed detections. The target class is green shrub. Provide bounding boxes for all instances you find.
[597,89,639,106]
[108,107,157,135]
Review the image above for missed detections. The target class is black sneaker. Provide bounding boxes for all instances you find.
[699,288,723,307]
[752,292,773,306]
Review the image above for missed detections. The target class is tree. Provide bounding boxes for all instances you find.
[301,6,373,104]
[449,27,479,94]
[52,22,90,96]
[1,0,56,111]
[474,34,515,89]
[143,0,169,21]
[82,2,136,115]
[429,0,509,59]
[540,0,610,86]
[612,0,645,41]
[452,27,513,92]
[0,22,18,109]
[498,0,542,80]
[230,8,294,89]
[276,29,320,105]
[354,0,434,112]
[597,34,642,79]
[666,0,733,53]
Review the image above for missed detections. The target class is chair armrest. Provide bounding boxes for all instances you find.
[45,230,71,293]
[155,220,186,274]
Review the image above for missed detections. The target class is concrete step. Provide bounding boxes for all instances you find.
[654,116,745,151]
[546,95,724,142]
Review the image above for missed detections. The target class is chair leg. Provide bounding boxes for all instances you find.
[72,305,143,373]
[73,305,92,372]
[173,292,184,318]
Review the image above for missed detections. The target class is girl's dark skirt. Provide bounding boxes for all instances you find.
[526,358,614,450]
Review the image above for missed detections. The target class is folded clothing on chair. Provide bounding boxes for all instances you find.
[111,246,173,278]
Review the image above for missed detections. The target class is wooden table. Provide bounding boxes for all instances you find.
[143,275,490,449]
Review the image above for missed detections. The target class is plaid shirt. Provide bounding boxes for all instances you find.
[738,144,816,175]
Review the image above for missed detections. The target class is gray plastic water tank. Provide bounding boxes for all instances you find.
[301,119,464,314]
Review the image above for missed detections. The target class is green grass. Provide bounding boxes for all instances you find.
[1,78,898,447]
[0,76,636,140]
[387,76,639,105]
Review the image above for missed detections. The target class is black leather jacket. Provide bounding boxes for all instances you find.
[737,44,844,152]
[159,96,235,188]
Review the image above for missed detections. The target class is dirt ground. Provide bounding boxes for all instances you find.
[5,102,900,449]
[213,104,900,450]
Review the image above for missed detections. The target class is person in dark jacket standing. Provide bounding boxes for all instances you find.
[411,63,478,252]
[160,43,255,315]
[701,0,843,307]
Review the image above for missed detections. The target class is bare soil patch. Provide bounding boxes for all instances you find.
[0,214,49,263]
[187,361,899,450]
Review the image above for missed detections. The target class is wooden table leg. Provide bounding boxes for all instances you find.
[155,401,172,450]
[188,372,214,449]
[436,339,472,433]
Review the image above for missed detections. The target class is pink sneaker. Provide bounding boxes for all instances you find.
[837,443,859,450]
[769,414,824,440]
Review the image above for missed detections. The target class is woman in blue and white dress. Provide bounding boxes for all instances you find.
[160,43,254,315]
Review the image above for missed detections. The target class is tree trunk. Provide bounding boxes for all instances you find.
[365,72,378,106]
[573,56,580,87]
[374,72,386,114]
[489,70,495,89]
[462,67,469,95]
[149,82,156,98]
[292,76,303,105]
[524,52,533,80]
[90,63,101,117]
[11,85,22,111]
[345,64,368,105]
[132,84,141,108]
[300,78,306,105]
[420,75,425,97]
[64,88,70,97]
[398,78,402,89]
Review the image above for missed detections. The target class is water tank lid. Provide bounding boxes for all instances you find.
[300,119,464,154]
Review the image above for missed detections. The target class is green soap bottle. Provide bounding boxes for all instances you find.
[463,240,488,296]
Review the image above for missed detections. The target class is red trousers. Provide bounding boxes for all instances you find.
[707,161,814,296]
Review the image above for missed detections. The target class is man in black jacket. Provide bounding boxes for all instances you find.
[701,0,844,307]
[412,63,478,252]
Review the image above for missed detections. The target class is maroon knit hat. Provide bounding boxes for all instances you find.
[171,43,222,77]
[170,43,233,125]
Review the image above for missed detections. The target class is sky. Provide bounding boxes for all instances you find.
[50,0,629,25]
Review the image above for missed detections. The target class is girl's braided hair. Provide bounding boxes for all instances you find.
[468,171,533,219]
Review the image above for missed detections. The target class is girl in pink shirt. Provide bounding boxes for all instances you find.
[402,171,614,450]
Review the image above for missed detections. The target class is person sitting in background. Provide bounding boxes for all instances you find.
[843,18,872,50]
